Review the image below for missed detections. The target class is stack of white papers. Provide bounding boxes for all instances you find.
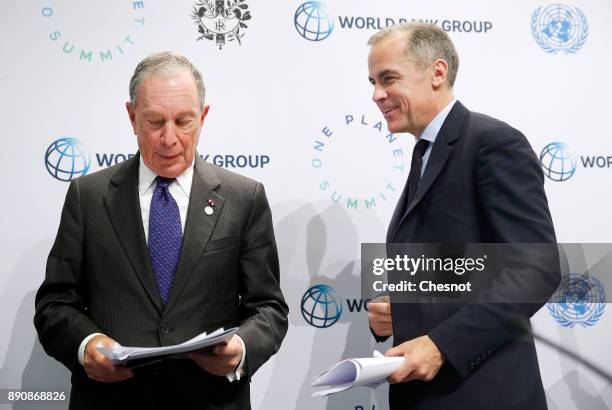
[311,351,405,397]
[97,327,238,367]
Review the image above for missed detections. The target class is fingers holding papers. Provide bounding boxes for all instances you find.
[83,335,134,383]
[385,335,445,384]
[188,335,244,377]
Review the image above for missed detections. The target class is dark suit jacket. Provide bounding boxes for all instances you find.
[385,101,559,410]
[34,153,288,410]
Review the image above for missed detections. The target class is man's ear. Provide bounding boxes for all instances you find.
[126,101,137,134]
[200,104,210,125]
[431,59,449,89]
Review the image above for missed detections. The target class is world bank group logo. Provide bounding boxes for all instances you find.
[293,4,494,40]
[40,1,146,63]
[547,273,605,328]
[531,4,588,54]
[539,142,576,182]
[301,284,343,328]
[45,138,91,182]
[192,0,252,49]
[294,1,335,41]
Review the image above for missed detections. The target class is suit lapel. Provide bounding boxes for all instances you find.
[164,155,224,312]
[103,154,163,313]
[388,101,469,242]
[387,179,410,243]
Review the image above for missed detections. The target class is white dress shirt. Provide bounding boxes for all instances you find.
[78,157,246,382]
[419,99,457,176]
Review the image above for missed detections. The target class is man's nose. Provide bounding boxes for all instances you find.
[161,123,178,146]
[372,85,386,103]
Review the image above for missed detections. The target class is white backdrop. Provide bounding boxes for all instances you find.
[1,1,611,409]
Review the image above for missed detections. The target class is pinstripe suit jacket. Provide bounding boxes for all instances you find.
[34,153,288,409]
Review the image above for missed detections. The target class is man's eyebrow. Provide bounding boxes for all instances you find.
[369,69,399,82]
[175,110,197,117]
[142,110,162,118]
[377,69,399,78]
[141,110,196,118]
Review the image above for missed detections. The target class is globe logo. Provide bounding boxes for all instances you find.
[539,142,576,182]
[45,138,91,182]
[294,1,334,42]
[531,4,588,54]
[301,284,343,328]
[547,273,605,328]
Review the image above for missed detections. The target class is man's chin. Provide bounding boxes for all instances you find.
[154,162,189,178]
[386,121,413,135]
[386,123,402,134]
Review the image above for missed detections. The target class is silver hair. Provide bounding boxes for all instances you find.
[368,23,459,87]
[129,51,206,107]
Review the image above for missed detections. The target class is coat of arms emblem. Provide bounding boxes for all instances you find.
[192,0,252,49]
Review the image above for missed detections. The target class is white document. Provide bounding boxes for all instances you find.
[97,327,238,367]
[311,351,405,397]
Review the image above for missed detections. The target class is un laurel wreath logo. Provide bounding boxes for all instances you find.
[547,273,605,328]
[45,138,91,182]
[531,4,588,54]
[301,284,343,328]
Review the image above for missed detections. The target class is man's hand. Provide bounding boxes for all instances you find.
[187,335,243,377]
[385,335,445,383]
[83,335,134,383]
[368,300,393,337]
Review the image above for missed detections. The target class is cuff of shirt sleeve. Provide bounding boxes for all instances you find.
[78,333,105,365]
[226,335,246,382]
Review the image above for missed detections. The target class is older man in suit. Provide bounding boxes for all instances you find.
[34,51,288,410]
[366,24,559,409]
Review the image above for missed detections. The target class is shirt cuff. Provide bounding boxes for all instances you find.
[78,333,105,365]
[225,334,246,382]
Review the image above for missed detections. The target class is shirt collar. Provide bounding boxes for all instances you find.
[138,155,195,198]
[418,99,457,144]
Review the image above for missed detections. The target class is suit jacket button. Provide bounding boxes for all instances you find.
[469,362,475,370]
[160,324,171,335]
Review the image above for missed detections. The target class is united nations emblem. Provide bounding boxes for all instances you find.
[192,0,251,50]
[547,273,605,327]
[531,4,588,54]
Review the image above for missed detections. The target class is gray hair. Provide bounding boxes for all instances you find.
[129,51,206,107]
[368,23,459,87]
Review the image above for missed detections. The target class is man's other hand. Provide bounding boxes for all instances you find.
[368,300,393,337]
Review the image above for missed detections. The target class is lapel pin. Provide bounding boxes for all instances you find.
[205,199,216,215]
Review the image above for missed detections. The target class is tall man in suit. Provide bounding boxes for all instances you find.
[34,51,288,409]
[366,24,559,409]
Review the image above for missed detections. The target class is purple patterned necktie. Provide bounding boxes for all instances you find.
[148,176,182,305]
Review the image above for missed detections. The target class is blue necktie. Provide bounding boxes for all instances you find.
[148,176,182,305]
